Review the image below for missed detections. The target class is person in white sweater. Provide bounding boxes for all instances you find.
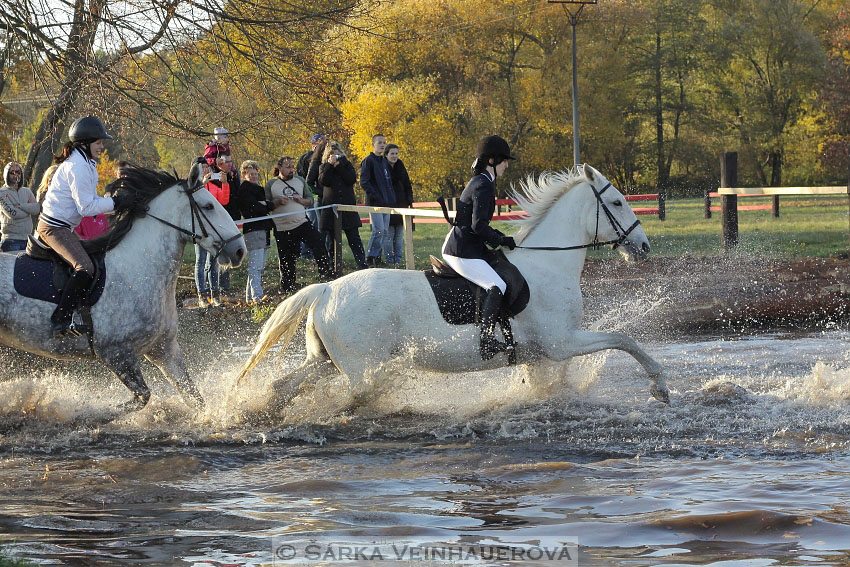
[0,162,40,252]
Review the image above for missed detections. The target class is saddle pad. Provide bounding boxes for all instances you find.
[13,252,107,306]
[424,251,531,326]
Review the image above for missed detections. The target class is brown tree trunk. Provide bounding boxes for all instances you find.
[21,0,104,190]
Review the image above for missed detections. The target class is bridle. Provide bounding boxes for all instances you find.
[145,180,243,263]
[516,182,641,251]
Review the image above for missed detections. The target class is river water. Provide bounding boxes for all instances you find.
[2,326,850,566]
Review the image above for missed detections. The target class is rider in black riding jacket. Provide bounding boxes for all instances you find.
[441,135,518,360]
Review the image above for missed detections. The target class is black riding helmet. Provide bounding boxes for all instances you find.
[476,135,517,163]
[69,116,113,142]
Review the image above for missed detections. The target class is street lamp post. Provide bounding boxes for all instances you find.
[547,0,597,166]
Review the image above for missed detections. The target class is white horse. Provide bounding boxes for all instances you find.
[239,165,669,407]
[0,167,246,413]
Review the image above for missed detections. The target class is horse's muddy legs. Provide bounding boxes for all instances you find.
[101,350,151,412]
[145,337,205,410]
[556,330,670,404]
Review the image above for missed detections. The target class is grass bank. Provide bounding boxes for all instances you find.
[176,195,850,300]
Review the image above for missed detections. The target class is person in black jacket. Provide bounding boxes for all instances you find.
[441,135,517,360]
[297,134,325,259]
[317,141,368,270]
[384,143,414,265]
[238,160,275,303]
[359,134,395,267]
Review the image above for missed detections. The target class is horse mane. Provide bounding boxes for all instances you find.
[82,166,182,254]
[506,165,596,240]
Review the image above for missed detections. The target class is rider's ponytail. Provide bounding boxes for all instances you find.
[54,140,94,164]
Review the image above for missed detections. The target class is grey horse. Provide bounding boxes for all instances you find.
[0,167,246,413]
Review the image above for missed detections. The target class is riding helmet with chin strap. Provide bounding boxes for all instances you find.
[473,135,516,175]
[476,135,516,163]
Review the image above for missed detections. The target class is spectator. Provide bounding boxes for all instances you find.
[0,162,39,252]
[317,141,368,270]
[204,127,231,167]
[360,133,395,267]
[238,159,275,304]
[36,165,59,205]
[384,143,414,265]
[297,134,325,260]
[192,159,222,307]
[265,156,334,294]
[210,152,241,300]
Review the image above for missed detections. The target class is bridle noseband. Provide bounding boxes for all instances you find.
[145,181,243,263]
[516,182,641,252]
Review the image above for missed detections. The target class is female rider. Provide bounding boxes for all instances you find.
[441,135,517,360]
[37,116,131,338]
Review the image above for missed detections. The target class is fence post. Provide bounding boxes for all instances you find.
[333,213,343,274]
[704,189,712,219]
[772,195,780,217]
[402,214,415,270]
[657,190,666,221]
[721,152,738,249]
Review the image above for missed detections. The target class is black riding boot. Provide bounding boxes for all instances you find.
[480,286,507,360]
[50,270,93,338]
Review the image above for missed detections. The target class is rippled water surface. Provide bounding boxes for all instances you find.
[2,329,850,566]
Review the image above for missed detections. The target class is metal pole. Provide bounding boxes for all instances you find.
[570,16,581,165]
[570,16,580,166]
[549,1,594,165]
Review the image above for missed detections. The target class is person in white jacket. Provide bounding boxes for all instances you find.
[37,115,132,338]
[0,162,39,252]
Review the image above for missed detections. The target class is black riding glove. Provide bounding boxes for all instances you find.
[111,191,134,211]
[500,235,516,250]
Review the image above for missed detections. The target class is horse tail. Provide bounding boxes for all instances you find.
[238,283,330,382]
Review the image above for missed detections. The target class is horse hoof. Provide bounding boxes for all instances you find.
[650,383,670,404]
[118,396,148,413]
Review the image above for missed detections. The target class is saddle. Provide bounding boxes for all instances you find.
[14,235,106,307]
[424,249,530,364]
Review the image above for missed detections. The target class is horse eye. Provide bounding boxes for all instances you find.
[203,203,215,211]
[612,200,623,207]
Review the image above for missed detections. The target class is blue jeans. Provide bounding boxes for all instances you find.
[194,244,219,297]
[0,239,27,252]
[245,247,266,302]
[366,213,390,259]
[386,225,404,264]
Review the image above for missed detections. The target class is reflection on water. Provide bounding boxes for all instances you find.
[1,331,850,565]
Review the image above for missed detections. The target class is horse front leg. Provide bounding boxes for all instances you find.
[144,336,205,411]
[552,330,669,403]
[100,348,152,412]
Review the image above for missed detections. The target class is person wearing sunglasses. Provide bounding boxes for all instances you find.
[0,162,40,252]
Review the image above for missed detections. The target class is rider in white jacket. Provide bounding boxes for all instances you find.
[36,116,131,338]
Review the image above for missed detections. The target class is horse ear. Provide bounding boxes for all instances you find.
[188,163,203,188]
[585,165,596,183]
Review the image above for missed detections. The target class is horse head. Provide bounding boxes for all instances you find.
[104,166,246,267]
[579,165,650,261]
[509,165,651,262]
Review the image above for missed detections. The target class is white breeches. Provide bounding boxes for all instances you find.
[441,253,506,294]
